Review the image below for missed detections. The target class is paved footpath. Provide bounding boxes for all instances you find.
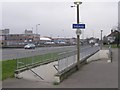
[2,48,118,88]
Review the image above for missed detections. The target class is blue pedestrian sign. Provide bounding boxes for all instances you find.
[73,24,85,29]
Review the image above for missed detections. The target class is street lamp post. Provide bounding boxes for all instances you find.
[36,24,40,34]
[72,1,82,70]
[100,30,103,50]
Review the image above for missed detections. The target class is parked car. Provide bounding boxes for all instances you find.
[57,41,66,44]
[24,44,35,49]
[94,43,99,46]
[44,41,55,45]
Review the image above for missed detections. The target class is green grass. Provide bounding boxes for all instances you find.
[1,60,17,80]
[53,81,59,85]
[1,52,59,80]
[111,44,120,48]
[0,61,2,80]
[104,44,120,48]
[1,50,71,80]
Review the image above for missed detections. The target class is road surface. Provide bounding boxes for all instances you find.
[2,45,99,60]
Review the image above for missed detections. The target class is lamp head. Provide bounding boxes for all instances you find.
[74,1,82,5]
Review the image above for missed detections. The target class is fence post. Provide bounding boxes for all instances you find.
[51,53,53,61]
[25,52,27,67]
[32,51,34,66]
[16,52,19,70]
[58,54,60,73]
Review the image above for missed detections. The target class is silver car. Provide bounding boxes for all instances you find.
[24,44,35,49]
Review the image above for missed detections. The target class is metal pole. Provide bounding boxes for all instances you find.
[117,31,119,47]
[72,1,82,69]
[36,25,37,34]
[100,30,103,50]
[77,4,80,70]
[36,24,40,34]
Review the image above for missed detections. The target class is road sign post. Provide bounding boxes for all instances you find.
[72,1,85,70]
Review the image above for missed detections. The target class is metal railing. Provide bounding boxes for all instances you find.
[57,46,100,72]
[15,46,100,74]
[16,51,59,72]
[58,50,77,72]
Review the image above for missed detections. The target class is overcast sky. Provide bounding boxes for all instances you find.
[1,0,118,39]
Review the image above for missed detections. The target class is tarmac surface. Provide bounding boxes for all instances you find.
[2,48,118,88]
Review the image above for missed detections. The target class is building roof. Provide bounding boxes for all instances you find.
[107,30,119,37]
[40,37,51,41]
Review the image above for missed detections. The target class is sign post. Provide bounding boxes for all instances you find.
[73,1,83,70]
[72,1,86,70]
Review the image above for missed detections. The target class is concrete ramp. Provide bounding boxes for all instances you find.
[17,61,58,83]
[87,50,111,62]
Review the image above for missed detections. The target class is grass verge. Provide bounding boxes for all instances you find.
[104,44,120,48]
[1,60,16,80]
[1,49,71,80]
[1,52,58,80]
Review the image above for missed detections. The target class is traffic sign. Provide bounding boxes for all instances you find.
[73,24,85,29]
[76,29,81,35]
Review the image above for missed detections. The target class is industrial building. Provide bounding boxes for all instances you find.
[0,29,40,47]
[0,29,77,47]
